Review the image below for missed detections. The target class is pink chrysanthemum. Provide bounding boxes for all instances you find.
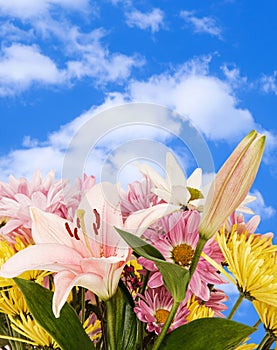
[120,176,157,219]
[226,212,260,235]
[139,210,226,301]
[196,288,228,317]
[0,171,95,238]
[134,286,189,334]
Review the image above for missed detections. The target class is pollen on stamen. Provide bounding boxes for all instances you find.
[93,209,101,229]
[74,227,80,240]
[93,223,99,235]
[65,222,74,237]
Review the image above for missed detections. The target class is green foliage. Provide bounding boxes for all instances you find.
[115,228,189,301]
[162,318,256,350]
[14,278,95,350]
[107,283,140,350]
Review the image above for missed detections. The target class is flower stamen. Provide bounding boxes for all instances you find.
[155,309,170,324]
[171,243,194,268]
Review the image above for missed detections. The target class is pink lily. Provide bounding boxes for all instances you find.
[199,130,265,240]
[0,182,177,317]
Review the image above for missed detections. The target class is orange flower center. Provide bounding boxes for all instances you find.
[155,309,170,324]
[171,243,194,268]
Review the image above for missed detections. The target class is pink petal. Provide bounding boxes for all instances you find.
[79,183,123,248]
[125,203,180,237]
[53,270,109,317]
[30,207,88,256]
[0,244,83,277]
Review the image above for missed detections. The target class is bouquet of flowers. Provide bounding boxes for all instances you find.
[0,130,275,350]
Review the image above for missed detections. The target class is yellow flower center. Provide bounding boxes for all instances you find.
[171,243,194,267]
[155,309,170,324]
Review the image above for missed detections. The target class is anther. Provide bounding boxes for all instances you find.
[65,222,74,237]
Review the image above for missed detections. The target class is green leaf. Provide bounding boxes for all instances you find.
[116,228,165,260]
[154,261,189,301]
[162,318,256,350]
[115,228,189,301]
[108,284,140,350]
[14,278,95,350]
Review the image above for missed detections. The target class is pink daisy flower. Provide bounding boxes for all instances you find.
[226,212,260,235]
[120,176,157,219]
[134,286,189,334]
[139,210,226,301]
[0,170,95,238]
[196,288,228,317]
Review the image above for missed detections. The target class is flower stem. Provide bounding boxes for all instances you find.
[253,319,261,328]
[227,294,244,320]
[151,235,208,350]
[105,299,116,350]
[189,236,207,277]
[152,300,180,350]
[81,287,86,325]
[257,332,275,350]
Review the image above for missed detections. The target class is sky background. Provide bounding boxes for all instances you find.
[0,0,277,345]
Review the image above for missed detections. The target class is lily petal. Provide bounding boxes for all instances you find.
[78,182,124,248]
[53,270,104,317]
[30,207,89,256]
[166,152,187,188]
[0,244,83,277]
[124,203,180,237]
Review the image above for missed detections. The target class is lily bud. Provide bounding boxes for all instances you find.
[199,130,265,240]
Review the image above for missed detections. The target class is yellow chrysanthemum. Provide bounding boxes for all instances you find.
[253,300,277,338]
[127,257,143,278]
[9,312,59,349]
[84,317,102,343]
[0,236,50,288]
[235,342,257,350]
[216,230,277,306]
[0,239,15,287]
[186,295,214,322]
[0,286,28,316]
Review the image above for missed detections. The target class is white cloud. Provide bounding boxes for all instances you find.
[249,189,276,219]
[180,10,222,38]
[0,28,144,96]
[0,147,65,180]
[0,56,275,182]
[125,8,165,33]
[128,58,256,141]
[260,71,277,95]
[221,63,248,88]
[0,0,89,19]
[0,44,65,96]
[65,28,144,83]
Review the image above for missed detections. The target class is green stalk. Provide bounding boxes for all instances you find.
[189,236,207,277]
[151,300,180,350]
[256,332,275,350]
[253,319,261,328]
[81,287,86,325]
[152,236,208,350]
[227,294,244,320]
[105,299,116,350]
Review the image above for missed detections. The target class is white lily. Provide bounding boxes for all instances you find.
[138,152,203,207]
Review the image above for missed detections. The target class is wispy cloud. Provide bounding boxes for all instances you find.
[1,56,274,181]
[180,10,222,39]
[0,44,65,96]
[0,22,144,96]
[128,56,256,141]
[125,8,165,33]
[260,71,277,95]
[221,63,248,88]
[0,0,90,19]
[249,189,276,220]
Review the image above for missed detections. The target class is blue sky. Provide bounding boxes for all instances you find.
[0,0,277,343]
